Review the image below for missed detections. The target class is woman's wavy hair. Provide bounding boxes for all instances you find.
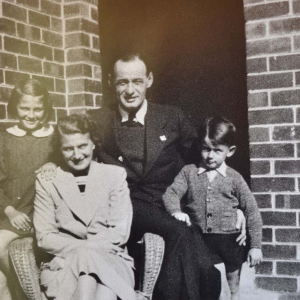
[8,79,52,122]
[54,114,98,148]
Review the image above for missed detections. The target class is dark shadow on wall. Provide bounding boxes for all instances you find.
[98,0,250,182]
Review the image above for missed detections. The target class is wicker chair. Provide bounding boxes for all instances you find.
[9,233,165,300]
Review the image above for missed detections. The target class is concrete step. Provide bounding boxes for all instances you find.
[216,262,292,300]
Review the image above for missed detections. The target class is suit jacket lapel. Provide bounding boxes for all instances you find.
[100,109,123,159]
[83,161,107,226]
[52,162,107,226]
[101,107,142,177]
[144,103,168,176]
[52,168,87,224]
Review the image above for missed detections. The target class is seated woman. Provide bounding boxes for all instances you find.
[33,114,136,300]
[0,79,53,300]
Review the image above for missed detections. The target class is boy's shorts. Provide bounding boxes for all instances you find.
[202,232,247,273]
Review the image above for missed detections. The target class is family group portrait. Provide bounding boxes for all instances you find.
[0,0,299,299]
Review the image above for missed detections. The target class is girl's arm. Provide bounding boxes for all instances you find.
[0,133,11,215]
[0,134,31,231]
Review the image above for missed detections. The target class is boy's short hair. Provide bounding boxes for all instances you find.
[8,79,52,122]
[198,116,236,147]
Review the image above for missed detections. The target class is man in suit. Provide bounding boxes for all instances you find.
[89,52,237,300]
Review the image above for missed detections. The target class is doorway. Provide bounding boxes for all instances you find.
[98,0,250,181]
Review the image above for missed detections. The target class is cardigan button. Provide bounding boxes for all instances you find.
[207,228,212,233]
[207,213,212,218]
[206,198,211,202]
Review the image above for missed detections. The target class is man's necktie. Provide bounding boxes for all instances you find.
[121,112,143,127]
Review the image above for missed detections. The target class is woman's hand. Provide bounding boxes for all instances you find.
[235,209,246,246]
[49,256,65,271]
[86,239,123,254]
[172,212,191,226]
[248,248,262,267]
[35,162,57,181]
[4,206,31,231]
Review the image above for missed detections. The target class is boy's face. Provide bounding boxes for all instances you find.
[201,136,236,170]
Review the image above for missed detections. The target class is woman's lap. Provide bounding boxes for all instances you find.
[41,247,135,300]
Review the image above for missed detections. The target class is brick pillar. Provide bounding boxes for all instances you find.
[0,0,101,127]
[244,0,300,296]
[64,0,102,116]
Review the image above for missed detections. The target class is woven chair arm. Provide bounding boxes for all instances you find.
[9,237,42,300]
[139,233,165,300]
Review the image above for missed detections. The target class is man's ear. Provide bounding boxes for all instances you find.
[108,74,113,87]
[226,146,236,158]
[146,72,154,88]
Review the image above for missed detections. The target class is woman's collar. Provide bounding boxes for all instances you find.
[6,124,54,137]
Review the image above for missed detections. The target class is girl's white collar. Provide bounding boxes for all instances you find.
[6,124,54,137]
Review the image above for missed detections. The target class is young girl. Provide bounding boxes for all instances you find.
[163,116,262,300]
[0,79,53,300]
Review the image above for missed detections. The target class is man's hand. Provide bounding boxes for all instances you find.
[235,209,246,246]
[172,212,191,226]
[49,256,65,271]
[247,248,262,267]
[5,206,31,231]
[35,162,57,180]
[86,239,123,254]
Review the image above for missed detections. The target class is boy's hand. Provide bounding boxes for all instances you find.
[248,248,262,267]
[235,209,246,246]
[36,162,57,180]
[172,212,191,226]
[49,256,65,271]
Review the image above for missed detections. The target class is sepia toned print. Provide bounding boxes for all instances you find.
[0,0,299,299]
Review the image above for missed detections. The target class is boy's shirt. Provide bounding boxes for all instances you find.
[198,162,227,182]
[162,164,262,249]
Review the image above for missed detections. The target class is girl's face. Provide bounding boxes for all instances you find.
[16,95,45,131]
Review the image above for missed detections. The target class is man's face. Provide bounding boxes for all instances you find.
[112,57,153,112]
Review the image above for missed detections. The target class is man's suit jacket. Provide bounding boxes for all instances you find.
[89,103,197,206]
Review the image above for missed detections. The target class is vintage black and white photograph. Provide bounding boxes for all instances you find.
[0,0,299,299]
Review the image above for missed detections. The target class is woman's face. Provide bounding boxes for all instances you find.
[60,132,95,173]
[16,95,45,131]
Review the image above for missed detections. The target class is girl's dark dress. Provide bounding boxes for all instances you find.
[0,126,53,235]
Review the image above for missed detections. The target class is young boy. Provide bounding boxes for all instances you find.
[162,116,262,300]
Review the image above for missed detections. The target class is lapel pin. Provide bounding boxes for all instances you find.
[118,156,124,162]
[160,135,167,141]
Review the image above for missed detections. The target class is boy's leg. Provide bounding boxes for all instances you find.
[204,233,245,300]
[226,267,242,300]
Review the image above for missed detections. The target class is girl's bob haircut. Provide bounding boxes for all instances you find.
[8,79,52,122]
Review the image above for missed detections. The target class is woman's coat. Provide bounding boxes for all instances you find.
[34,161,135,300]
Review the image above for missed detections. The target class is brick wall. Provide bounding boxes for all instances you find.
[0,0,101,127]
[244,0,300,295]
[1,0,299,296]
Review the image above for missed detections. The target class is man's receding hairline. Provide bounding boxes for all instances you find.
[112,56,149,76]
